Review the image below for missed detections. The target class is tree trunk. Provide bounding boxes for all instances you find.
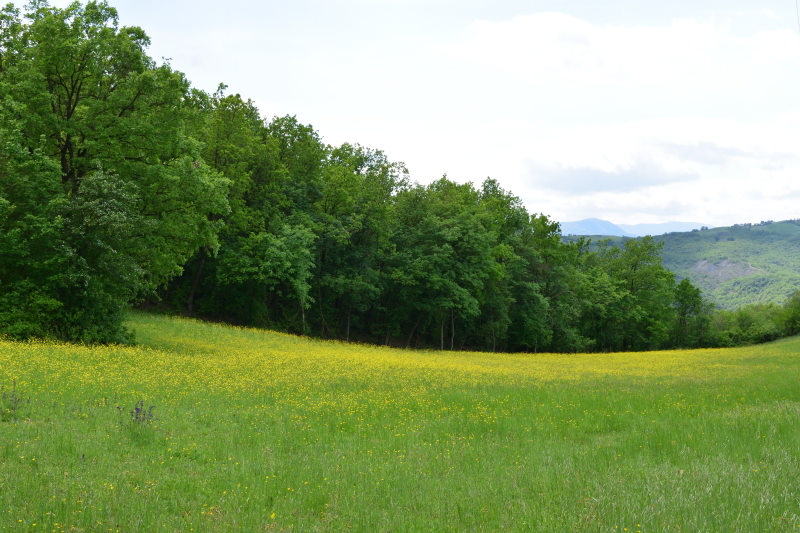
[317,280,328,338]
[186,251,206,314]
[405,316,421,349]
[440,317,444,351]
[450,308,455,350]
[299,297,307,334]
[345,308,351,343]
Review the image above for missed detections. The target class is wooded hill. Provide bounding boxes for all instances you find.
[660,221,800,309]
[565,220,800,309]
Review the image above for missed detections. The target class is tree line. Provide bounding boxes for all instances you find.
[2,1,798,350]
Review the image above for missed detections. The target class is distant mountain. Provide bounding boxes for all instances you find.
[560,218,706,237]
[560,218,632,237]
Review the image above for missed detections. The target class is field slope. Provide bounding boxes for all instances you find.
[2,313,799,531]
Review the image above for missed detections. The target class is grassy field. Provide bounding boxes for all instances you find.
[2,313,799,532]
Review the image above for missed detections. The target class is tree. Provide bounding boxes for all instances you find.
[386,178,494,349]
[672,278,712,347]
[574,266,632,352]
[569,237,679,352]
[164,88,278,316]
[778,291,800,336]
[474,180,558,352]
[0,108,68,339]
[312,143,407,341]
[0,1,228,341]
[160,107,328,333]
[599,237,676,350]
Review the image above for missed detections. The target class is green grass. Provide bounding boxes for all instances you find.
[2,312,799,531]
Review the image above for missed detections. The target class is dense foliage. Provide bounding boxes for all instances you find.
[1,1,797,350]
[0,1,227,342]
[157,87,713,352]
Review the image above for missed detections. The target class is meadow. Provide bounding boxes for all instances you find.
[2,312,799,532]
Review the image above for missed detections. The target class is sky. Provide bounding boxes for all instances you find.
[25,0,800,226]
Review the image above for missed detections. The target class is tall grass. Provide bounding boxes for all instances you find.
[1,312,799,531]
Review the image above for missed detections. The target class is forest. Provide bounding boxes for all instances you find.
[2,1,799,351]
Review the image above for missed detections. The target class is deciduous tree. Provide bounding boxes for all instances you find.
[0,1,228,341]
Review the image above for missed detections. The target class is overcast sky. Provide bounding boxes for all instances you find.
[31,0,800,226]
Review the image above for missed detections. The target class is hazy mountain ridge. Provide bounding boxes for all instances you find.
[563,219,800,309]
[560,218,632,236]
[561,218,706,237]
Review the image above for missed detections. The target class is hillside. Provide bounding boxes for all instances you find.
[658,220,800,308]
[2,312,799,531]
[566,220,800,309]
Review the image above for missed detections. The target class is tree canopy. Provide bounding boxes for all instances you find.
[0,1,228,341]
[3,1,795,350]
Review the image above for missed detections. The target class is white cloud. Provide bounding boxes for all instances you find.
[447,14,721,87]
[421,13,800,226]
[529,159,697,194]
